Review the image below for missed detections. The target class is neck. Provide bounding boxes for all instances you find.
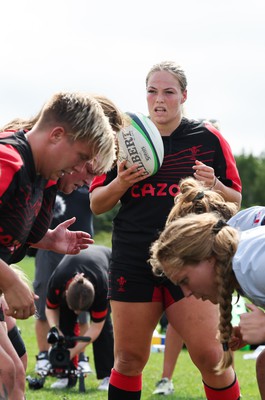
[155,114,183,136]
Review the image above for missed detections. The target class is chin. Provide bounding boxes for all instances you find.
[201,296,217,304]
[208,297,218,305]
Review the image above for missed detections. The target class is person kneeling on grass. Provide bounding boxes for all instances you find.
[150,211,265,399]
[45,245,114,391]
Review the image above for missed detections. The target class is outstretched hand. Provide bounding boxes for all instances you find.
[45,217,94,254]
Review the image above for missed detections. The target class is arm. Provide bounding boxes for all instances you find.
[69,320,105,358]
[90,161,148,215]
[192,160,242,207]
[0,259,36,319]
[45,307,61,332]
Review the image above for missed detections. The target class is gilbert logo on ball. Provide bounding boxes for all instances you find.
[117,112,164,176]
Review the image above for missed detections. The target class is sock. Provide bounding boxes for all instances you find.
[108,368,142,400]
[203,375,240,400]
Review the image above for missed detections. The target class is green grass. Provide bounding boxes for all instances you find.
[17,253,260,399]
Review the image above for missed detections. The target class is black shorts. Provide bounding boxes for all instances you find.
[108,263,184,308]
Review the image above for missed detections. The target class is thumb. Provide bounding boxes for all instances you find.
[60,217,76,229]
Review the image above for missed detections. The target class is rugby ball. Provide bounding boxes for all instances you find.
[117,112,164,176]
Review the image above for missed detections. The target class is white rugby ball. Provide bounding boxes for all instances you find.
[117,112,164,176]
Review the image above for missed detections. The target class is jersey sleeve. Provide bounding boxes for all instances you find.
[228,206,265,230]
[46,273,64,309]
[0,144,22,199]
[205,123,242,193]
[26,183,57,245]
[89,167,118,193]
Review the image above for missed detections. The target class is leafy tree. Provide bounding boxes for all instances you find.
[93,203,120,233]
[235,152,265,208]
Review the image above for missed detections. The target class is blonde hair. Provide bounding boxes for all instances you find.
[1,115,40,131]
[146,61,187,92]
[167,177,238,224]
[150,212,239,374]
[10,264,30,286]
[0,264,31,296]
[37,92,117,174]
[1,92,126,175]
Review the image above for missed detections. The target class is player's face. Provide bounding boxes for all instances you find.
[58,162,95,194]
[146,70,187,134]
[165,258,218,304]
[45,130,94,180]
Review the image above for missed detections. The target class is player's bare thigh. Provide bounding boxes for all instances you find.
[111,300,163,375]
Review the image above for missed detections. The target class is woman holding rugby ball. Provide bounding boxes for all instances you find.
[90,61,242,399]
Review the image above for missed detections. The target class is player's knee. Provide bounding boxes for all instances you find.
[0,354,16,394]
[256,350,265,377]
[115,348,148,375]
[189,342,222,372]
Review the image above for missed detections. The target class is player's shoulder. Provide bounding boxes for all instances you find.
[229,206,265,230]
[181,117,215,134]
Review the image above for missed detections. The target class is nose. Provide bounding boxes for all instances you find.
[73,161,87,173]
[156,93,164,103]
[84,175,94,186]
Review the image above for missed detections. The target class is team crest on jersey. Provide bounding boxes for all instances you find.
[117,276,127,292]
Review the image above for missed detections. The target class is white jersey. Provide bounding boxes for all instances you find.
[233,226,265,308]
[228,206,265,231]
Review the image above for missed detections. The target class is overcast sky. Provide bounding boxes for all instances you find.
[1,0,264,155]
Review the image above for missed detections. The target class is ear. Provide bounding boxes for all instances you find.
[50,126,66,144]
[208,256,216,268]
[181,90,187,104]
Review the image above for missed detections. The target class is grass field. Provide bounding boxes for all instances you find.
[16,237,260,399]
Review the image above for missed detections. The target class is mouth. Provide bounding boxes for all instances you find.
[154,106,167,112]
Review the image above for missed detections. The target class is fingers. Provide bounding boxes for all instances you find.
[192,161,215,186]
[245,303,260,312]
[60,217,77,228]
[5,304,36,319]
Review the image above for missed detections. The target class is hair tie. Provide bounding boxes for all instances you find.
[212,219,227,234]
[192,191,204,202]
[222,342,229,352]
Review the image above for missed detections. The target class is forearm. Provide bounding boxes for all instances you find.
[70,321,103,358]
[212,178,242,208]
[90,180,126,214]
[45,307,60,329]
[30,230,53,250]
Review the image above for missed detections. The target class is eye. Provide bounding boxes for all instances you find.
[178,277,188,286]
[80,154,90,162]
[147,88,156,94]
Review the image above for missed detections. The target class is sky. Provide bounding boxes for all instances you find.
[1,0,265,156]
